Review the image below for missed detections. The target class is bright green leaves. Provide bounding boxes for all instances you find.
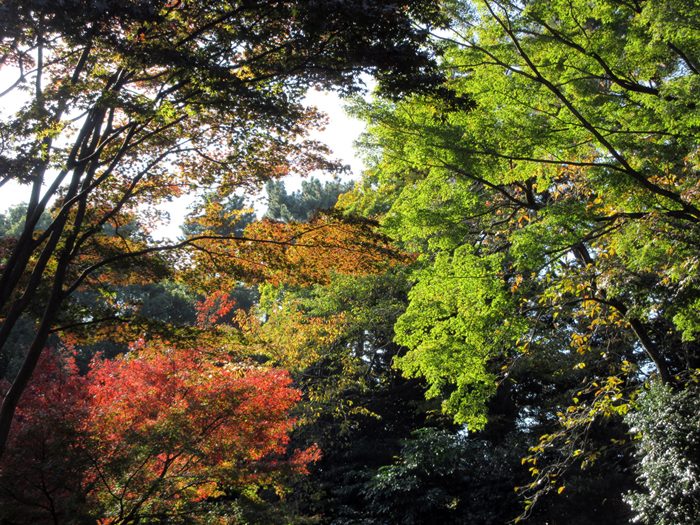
[349,2,699,518]
[445,0,700,219]
[395,247,524,429]
[356,0,700,421]
[673,297,700,343]
[509,201,592,273]
[385,170,482,253]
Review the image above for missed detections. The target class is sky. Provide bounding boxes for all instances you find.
[303,88,367,180]
[153,88,366,239]
[0,77,367,240]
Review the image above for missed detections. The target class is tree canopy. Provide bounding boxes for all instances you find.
[0,0,444,455]
[341,0,699,518]
[1,0,698,523]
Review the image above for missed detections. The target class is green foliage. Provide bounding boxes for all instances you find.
[351,0,700,516]
[625,379,700,525]
[365,0,698,424]
[394,247,525,429]
[182,193,256,238]
[265,177,354,223]
[0,204,51,239]
[364,428,518,525]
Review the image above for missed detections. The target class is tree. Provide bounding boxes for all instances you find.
[0,0,445,454]
[0,203,51,239]
[0,344,317,523]
[180,210,409,295]
[624,378,700,525]
[265,177,354,223]
[347,0,699,515]
[364,429,518,525]
[0,349,89,523]
[182,193,256,238]
[237,268,450,523]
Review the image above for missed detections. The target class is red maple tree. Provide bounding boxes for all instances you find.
[0,345,318,523]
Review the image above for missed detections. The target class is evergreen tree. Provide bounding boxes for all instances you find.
[265,177,354,223]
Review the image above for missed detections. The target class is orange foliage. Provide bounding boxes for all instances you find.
[186,212,410,291]
[195,290,237,327]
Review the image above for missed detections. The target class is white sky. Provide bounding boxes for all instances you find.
[0,76,367,239]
